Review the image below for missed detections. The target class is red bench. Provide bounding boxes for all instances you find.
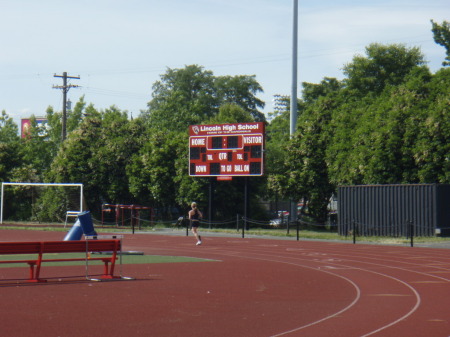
[0,239,121,282]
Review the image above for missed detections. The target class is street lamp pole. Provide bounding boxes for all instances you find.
[290,0,298,137]
[290,0,299,224]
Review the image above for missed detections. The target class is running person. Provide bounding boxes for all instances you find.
[188,202,203,245]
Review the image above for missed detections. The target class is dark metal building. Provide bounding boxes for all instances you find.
[338,184,450,237]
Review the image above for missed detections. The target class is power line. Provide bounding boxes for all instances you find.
[82,86,148,100]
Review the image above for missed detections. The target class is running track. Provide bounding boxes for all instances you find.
[0,229,449,337]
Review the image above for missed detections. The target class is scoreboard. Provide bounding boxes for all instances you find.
[189,122,265,177]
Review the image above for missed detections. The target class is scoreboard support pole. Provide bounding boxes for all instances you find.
[208,178,213,229]
[244,177,249,231]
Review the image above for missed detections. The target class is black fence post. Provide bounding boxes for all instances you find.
[242,217,245,239]
[353,220,356,244]
[186,217,189,236]
[296,220,300,241]
[410,220,414,247]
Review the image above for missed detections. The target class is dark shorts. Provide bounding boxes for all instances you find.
[190,220,200,228]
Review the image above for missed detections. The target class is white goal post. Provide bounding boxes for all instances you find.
[0,182,84,224]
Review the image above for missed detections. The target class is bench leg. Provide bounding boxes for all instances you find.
[99,243,120,280]
[100,261,120,280]
[27,263,46,283]
[103,261,110,278]
[28,263,35,280]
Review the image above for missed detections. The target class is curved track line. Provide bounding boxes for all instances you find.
[218,254,362,337]
[238,253,422,337]
[151,245,364,336]
[126,236,442,336]
[356,270,421,336]
[197,246,423,337]
[226,243,450,283]
[296,247,450,278]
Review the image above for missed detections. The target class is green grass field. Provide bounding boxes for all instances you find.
[0,252,213,268]
[1,222,449,245]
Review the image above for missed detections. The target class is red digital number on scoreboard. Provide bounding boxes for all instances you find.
[189,122,265,177]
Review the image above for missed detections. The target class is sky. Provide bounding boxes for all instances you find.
[1,0,449,127]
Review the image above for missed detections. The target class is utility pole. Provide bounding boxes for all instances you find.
[53,72,80,141]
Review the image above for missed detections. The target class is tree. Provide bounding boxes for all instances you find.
[172,131,207,211]
[269,43,447,223]
[265,110,290,204]
[431,20,450,66]
[272,96,335,223]
[0,110,19,143]
[208,103,254,124]
[0,110,20,182]
[46,105,142,218]
[144,65,216,130]
[66,96,85,133]
[19,115,55,177]
[143,65,266,131]
[130,103,264,220]
[138,65,267,219]
[412,68,450,183]
[214,75,265,121]
[127,129,183,216]
[267,79,341,221]
[343,43,426,96]
[302,77,342,105]
[326,44,431,186]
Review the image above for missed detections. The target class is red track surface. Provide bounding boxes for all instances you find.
[0,229,449,337]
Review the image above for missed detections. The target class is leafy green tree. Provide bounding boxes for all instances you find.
[268,80,341,221]
[326,44,429,185]
[266,110,290,203]
[431,20,450,66]
[269,43,442,222]
[208,103,254,124]
[144,65,216,130]
[272,96,335,223]
[302,77,342,104]
[130,103,263,220]
[45,105,143,219]
[172,131,207,210]
[0,111,21,218]
[127,129,182,217]
[342,43,425,96]
[139,66,267,219]
[326,63,449,187]
[143,65,266,131]
[171,130,217,219]
[0,110,20,182]
[412,68,450,183]
[0,115,41,219]
[44,97,85,152]
[19,115,55,177]
[12,97,85,188]
[67,96,85,133]
[0,110,19,143]
[90,106,139,203]
[214,75,265,121]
